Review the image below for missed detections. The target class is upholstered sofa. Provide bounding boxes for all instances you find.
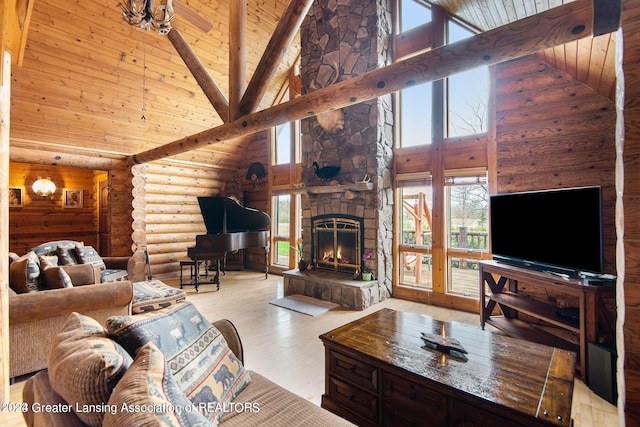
[22,302,354,426]
[9,281,134,380]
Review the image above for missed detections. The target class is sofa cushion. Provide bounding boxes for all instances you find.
[9,251,41,293]
[220,371,355,427]
[101,269,129,283]
[57,246,79,265]
[131,280,187,314]
[48,312,133,427]
[74,245,107,271]
[107,302,251,423]
[104,342,215,427]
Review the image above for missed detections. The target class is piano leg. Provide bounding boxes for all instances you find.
[264,245,270,279]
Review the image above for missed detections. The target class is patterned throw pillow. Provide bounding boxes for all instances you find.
[41,264,73,289]
[74,246,107,271]
[104,342,215,427]
[39,254,59,266]
[56,246,78,265]
[107,302,251,423]
[48,313,133,427]
[8,251,41,293]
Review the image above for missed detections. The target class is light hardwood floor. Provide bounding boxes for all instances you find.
[7,271,618,426]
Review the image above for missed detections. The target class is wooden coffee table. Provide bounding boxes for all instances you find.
[320,308,576,427]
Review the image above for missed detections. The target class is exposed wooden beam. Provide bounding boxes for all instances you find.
[229,0,247,121]
[130,0,594,165]
[1,0,35,74]
[167,29,230,123]
[237,0,313,117]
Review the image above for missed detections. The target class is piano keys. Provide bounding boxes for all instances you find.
[187,196,270,290]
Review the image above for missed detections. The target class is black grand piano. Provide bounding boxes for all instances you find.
[187,196,270,290]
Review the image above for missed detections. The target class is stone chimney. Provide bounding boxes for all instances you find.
[298,0,394,305]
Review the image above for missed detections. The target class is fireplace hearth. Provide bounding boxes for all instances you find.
[313,215,363,275]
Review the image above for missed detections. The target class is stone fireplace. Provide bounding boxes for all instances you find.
[282,0,394,310]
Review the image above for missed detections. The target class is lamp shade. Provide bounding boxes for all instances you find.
[32,177,56,196]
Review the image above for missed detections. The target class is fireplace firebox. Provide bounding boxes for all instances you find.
[312,215,363,274]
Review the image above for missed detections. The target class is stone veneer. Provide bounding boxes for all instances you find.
[283,269,377,311]
[295,0,394,309]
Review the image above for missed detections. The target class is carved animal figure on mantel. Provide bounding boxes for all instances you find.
[312,162,341,181]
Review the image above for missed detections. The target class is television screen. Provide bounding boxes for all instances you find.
[489,186,603,277]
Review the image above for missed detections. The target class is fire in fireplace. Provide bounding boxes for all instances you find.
[312,215,363,274]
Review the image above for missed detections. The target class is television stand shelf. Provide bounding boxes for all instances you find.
[479,260,614,383]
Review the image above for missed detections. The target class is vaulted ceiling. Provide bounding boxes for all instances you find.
[8,0,615,168]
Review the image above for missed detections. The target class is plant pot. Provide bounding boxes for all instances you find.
[361,272,372,281]
[298,260,308,271]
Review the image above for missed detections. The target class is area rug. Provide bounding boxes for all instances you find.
[269,294,340,316]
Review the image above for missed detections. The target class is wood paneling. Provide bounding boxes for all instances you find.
[622,0,640,423]
[495,56,617,275]
[8,162,99,254]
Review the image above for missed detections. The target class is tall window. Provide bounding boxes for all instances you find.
[447,22,488,137]
[394,1,490,306]
[397,2,488,147]
[445,175,489,295]
[272,194,291,267]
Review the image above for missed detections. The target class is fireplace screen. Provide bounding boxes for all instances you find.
[312,216,362,274]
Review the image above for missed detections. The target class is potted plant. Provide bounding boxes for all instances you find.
[361,251,374,281]
[291,238,307,271]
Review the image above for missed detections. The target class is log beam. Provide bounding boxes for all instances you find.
[229,0,247,121]
[237,0,314,117]
[130,0,595,165]
[167,29,230,123]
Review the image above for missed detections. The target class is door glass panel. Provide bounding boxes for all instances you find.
[400,185,433,288]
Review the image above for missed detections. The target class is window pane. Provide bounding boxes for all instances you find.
[448,67,488,137]
[446,181,489,295]
[274,240,289,266]
[448,20,472,44]
[275,122,291,165]
[400,185,433,288]
[401,186,433,247]
[273,195,291,266]
[401,0,431,32]
[400,83,432,146]
[401,251,432,289]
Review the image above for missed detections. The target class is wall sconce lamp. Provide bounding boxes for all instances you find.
[32,177,56,196]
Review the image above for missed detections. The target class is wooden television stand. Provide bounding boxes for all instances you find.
[480,260,615,382]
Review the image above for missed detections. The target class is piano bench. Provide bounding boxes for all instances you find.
[179,259,214,292]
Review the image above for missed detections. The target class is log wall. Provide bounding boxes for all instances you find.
[8,162,100,254]
[240,130,271,271]
[495,56,617,275]
[622,1,640,422]
[142,131,270,277]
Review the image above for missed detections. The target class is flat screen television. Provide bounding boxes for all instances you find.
[489,186,603,278]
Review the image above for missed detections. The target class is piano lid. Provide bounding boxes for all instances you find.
[197,196,271,234]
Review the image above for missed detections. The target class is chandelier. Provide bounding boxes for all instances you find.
[120,0,174,35]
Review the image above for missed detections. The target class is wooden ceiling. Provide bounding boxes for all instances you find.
[8,0,615,169]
